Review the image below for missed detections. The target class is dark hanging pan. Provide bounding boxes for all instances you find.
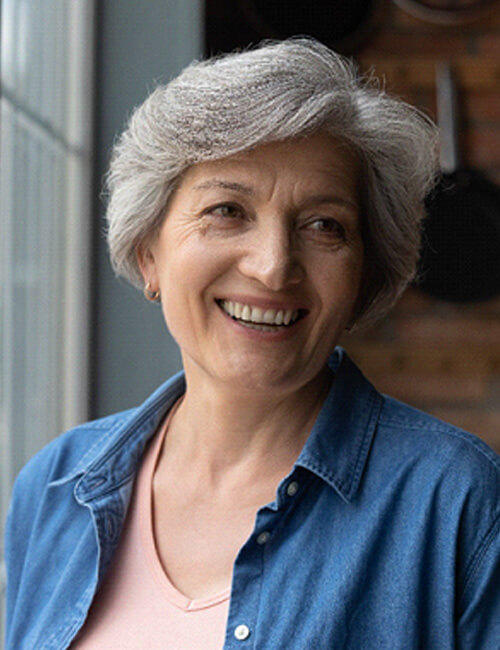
[416,63,500,303]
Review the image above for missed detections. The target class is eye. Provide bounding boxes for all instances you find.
[305,217,346,239]
[205,203,243,220]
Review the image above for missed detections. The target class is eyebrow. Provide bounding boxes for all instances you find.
[303,194,359,212]
[191,179,255,195]
[191,180,358,212]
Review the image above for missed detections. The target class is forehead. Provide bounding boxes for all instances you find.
[177,133,360,199]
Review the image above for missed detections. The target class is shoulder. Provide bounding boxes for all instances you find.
[8,368,186,509]
[367,394,500,605]
[378,394,500,482]
[336,349,499,504]
[376,395,500,571]
[5,409,138,546]
[13,408,137,494]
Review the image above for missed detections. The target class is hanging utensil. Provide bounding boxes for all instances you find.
[392,0,500,25]
[417,62,500,302]
[205,0,385,56]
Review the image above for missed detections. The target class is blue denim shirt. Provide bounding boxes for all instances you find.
[5,349,500,649]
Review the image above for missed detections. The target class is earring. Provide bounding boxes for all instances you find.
[144,282,161,302]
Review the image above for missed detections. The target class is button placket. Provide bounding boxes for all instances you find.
[225,504,277,647]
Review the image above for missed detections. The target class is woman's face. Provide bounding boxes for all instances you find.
[139,133,364,395]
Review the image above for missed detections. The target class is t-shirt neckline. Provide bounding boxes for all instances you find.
[139,399,231,612]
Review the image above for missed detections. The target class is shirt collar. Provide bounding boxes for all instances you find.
[296,347,383,503]
[52,371,186,495]
[62,348,381,504]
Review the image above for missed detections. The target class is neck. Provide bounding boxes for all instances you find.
[163,364,332,480]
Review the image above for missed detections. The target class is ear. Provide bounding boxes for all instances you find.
[136,241,158,289]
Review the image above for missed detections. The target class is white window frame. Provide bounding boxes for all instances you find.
[0,0,95,636]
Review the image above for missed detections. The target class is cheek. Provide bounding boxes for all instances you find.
[319,252,363,299]
[157,246,227,325]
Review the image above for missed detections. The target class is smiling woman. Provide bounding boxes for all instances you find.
[5,39,500,650]
[138,135,363,396]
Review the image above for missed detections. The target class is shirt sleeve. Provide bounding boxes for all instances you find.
[457,511,500,649]
[4,446,54,647]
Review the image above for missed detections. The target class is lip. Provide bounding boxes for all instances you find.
[215,298,308,340]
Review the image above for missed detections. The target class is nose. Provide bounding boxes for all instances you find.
[238,221,304,290]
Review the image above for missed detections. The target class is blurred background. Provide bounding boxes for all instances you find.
[1,0,500,634]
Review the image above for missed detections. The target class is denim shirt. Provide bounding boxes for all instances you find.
[5,349,500,649]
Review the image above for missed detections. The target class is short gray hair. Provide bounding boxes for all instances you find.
[106,38,439,328]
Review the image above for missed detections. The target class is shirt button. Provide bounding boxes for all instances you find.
[234,624,251,640]
[287,481,299,496]
[256,531,271,545]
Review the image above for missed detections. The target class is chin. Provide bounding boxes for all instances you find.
[213,356,324,395]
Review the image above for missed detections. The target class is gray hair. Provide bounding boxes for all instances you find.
[106,38,439,328]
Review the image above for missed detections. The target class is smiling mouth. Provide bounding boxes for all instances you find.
[216,299,305,331]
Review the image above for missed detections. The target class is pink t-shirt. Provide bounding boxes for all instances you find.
[72,405,230,649]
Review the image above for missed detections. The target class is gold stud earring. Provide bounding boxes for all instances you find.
[144,282,161,302]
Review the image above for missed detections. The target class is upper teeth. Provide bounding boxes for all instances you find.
[220,300,299,326]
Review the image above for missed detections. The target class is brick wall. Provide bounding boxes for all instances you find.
[341,3,500,452]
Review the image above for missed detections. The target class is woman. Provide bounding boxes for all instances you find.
[5,39,499,649]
